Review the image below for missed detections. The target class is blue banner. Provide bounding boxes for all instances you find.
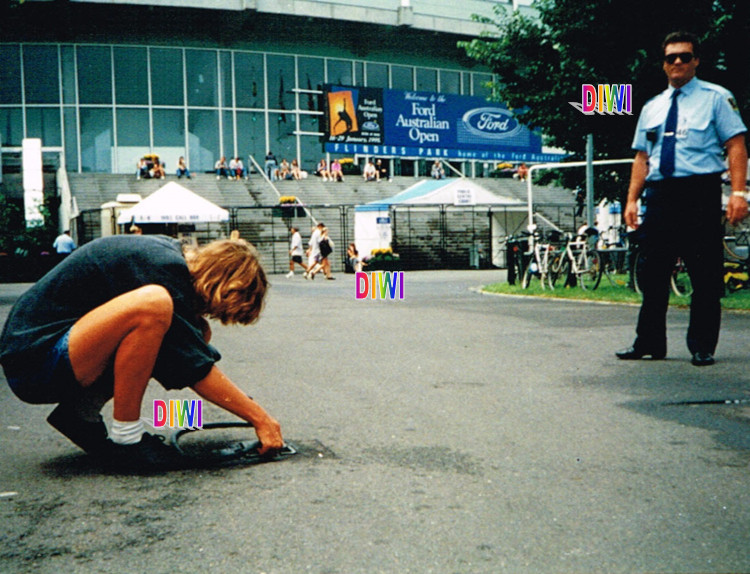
[323,86,565,162]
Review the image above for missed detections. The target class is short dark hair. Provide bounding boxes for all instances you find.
[662,31,700,58]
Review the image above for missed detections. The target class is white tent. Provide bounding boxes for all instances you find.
[354,178,527,267]
[117,181,229,224]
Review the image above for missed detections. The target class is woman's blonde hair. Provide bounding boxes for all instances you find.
[185,238,268,325]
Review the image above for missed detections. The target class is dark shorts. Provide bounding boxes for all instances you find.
[291,255,303,264]
[5,328,80,404]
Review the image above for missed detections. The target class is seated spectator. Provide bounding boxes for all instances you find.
[277,159,292,180]
[215,156,231,179]
[316,159,331,181]
[330,159,344,182]
[290,159,302,181]
[431,160,445,180]
[515,162,529,181]
[363,160,379,182]
[347,243,365,273]
[151,161,166,180]
[176,156,191,179]
[137,158,150,180]
[229,157,246,180]
[375,159,388,181]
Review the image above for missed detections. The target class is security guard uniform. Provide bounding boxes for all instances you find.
[631,76,747,355]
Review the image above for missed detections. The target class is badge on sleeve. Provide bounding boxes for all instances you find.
[728,97,740,112]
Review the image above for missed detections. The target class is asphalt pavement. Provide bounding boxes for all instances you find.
[0,270,748,574]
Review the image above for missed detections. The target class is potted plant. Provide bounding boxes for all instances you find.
[272,196,306,219]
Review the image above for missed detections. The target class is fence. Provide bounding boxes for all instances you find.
[75,202,578,275]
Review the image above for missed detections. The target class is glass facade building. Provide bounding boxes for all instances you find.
[0,43,493,176]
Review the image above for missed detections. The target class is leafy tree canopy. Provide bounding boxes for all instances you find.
[459,0,750,199]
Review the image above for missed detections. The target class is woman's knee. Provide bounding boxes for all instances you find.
[132,285,174,330]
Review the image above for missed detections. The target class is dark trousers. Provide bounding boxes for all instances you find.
[634,174,724,354]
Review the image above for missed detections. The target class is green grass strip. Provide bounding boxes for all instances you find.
[482,273,750,310]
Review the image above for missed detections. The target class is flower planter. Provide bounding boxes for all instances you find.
[272,205,306,218]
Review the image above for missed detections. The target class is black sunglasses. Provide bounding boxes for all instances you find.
[664,52,694,64]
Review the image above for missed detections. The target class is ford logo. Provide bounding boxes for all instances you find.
[462,107,521,139]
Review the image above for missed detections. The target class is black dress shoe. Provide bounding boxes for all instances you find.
[691,352,715,367]
[615,346,666,360]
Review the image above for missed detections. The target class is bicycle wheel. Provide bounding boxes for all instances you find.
[548,252,565,288]
[578,250,601,290]
[670,258,693,297]
[521,260,535,289]
[723,228,750,261]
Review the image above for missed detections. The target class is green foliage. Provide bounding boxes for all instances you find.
[0,195,58,256]
[459,0,750,199]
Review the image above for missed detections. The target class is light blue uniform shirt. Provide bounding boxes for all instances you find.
[632,77,746,182]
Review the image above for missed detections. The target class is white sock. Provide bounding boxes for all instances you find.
[110,419,145,445]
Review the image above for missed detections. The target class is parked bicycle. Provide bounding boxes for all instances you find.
[630,249,693,297]
[597,225,631,288]
[722,220,750,293]
[549,226,601,290]
[520,228,563,289]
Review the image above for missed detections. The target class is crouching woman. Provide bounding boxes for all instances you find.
[0,235,283,469]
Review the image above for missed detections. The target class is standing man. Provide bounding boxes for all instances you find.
[616,31,748,366]
[286,227,308,277]
[53,230,76,255]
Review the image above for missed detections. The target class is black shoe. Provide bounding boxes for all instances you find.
[107,433,187,471]
[47,404,110,455]
[691,352,715,367]
[615,346,666,360]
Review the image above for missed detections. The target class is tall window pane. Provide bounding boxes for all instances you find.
[153,109,184,147]
[440,70,460,94]
[416,68,437,92]
[267,55,294,113]
[114,47,148,105]
[80,108,113,172]
[188,109,219,172]
[24,45,60,104]
[63,107,78,171]
[327,59,352,86]
[78,46,112,105]
[365,62,388,88]
[234,52,264,109]
[236,111,265,167]
[298,56,324,95]
[116,108,149,174]
[186,50,217,107]
[26,107,62,147]
[61,46,77,105]
[151,47,184,106]
[0,108,23,146]
[154,109,185,175]
[391,65,413,90]
[222,110,234,159]
[0,45,22,104]
[219,51,232,108]
[116,108,148,146]
[353,62,364,87]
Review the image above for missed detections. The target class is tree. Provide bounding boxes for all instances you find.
[459,0,749,199]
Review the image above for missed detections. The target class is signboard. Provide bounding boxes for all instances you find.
[322,85,565,162]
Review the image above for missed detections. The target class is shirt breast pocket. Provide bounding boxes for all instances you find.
[684,108,714,149]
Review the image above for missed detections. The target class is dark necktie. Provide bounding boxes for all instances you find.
[659,88,681,178]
